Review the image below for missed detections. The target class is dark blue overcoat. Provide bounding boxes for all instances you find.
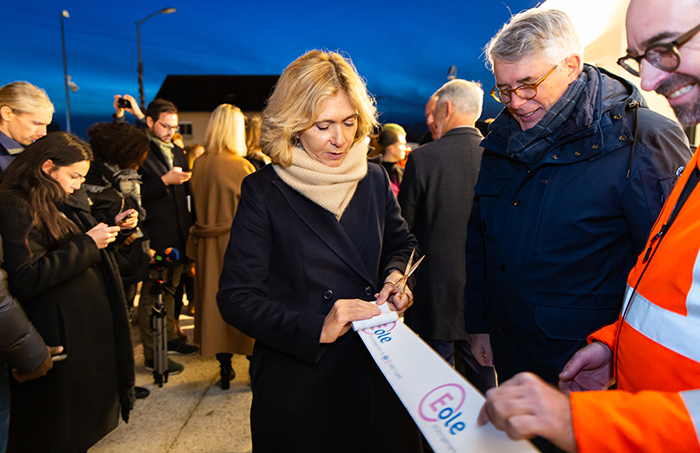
[465,66,693,384]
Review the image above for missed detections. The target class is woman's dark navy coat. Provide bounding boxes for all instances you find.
[217,163,422,452]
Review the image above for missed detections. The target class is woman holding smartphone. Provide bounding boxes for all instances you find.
[0,132,136,453]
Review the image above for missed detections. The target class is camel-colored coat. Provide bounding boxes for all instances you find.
[186,151,255,358]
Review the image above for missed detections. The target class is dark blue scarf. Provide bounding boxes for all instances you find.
[506,69,588,166]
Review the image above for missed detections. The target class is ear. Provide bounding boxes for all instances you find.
[564,54,582,82]
[145,116,154,129]
[444,101,453,118]
[0,106,14,122]
[41,159,55,175]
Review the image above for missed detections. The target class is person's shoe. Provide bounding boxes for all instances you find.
[220,365,236,390]
[167,339,199,356]
[168,338,199,355]
[134,386,150,399]
[144,358,184,375]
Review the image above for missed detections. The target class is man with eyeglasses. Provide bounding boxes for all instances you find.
[476,2,700,452]
[118,98,198,374]
[464,8,691,450]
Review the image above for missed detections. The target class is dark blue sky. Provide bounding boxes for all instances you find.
[2,0,540,139]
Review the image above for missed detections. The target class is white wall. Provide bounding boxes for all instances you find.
[540,0,698,144]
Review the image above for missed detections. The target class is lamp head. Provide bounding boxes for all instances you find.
[161,7,177,14]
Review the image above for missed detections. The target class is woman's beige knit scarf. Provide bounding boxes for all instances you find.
[273,140,368,220]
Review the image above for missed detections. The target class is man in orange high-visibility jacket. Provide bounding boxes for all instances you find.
[476,0,700,451]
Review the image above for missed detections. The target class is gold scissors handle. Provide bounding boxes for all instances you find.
[390,249,424,293]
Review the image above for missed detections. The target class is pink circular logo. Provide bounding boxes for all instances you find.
[418,384,466,422]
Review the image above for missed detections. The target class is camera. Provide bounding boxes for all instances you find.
[117,98,132,109]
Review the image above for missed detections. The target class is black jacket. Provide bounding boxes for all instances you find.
[0,242,47,372]
[138,140,193,262]
[0,190,135,453]
[217,163,422,452]
[399,126,484,340]
[84,156,150,285]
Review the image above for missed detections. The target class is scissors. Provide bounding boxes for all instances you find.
[391,248,425,294]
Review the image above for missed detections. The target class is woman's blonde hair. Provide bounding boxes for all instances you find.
[260,50,378,167]
[245,112,263,155]
[204,104,247,157]
[0,81,54,117]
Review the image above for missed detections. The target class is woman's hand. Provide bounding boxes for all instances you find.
[375,269,414,315]
[86,223,120,249]
[115,209,138,230]
[320,299,381,344]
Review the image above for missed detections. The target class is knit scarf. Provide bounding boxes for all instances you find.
[145,129,174,169]
[506,70,588,166]
[273,140,368,220]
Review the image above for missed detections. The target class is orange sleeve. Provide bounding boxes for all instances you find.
[571,390,700,453]
[588,317,620,352]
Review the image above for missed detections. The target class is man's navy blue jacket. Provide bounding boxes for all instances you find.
[464,65,693,384]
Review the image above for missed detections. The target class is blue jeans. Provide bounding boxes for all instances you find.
[0,363,9,453]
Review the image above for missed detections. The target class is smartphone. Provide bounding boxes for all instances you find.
[116,210,136,226]
[117,98,131,109]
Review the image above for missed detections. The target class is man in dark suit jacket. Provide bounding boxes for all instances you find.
[398,79,495,394]
[135,99,197,373]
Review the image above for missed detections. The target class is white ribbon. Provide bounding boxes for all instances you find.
[353,305,536,453]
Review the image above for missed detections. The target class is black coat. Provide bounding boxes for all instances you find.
[399,126,484,340]
[0,190,134,453]
[217,163,422,453]
[84,158,150,286]
[138,140,192,261]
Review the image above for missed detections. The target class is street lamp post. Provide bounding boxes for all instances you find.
[60,10,72,133]
[135,7,177,111]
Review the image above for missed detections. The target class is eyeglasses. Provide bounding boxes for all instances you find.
[490,64,559,104]
[158,122,180,133]
[617,21,700,77]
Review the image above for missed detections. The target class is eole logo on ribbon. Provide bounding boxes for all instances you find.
[419,384,467,435]
[361,322,396,343]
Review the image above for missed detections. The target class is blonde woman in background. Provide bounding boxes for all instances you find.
[186,104,255,389]
[243,112,271,170]
[184,143,205,171]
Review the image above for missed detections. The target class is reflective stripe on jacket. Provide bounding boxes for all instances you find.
[571,146,700,453]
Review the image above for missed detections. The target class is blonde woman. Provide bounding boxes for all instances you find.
[217,50,421,452]
[244,112,271,170]
[186,104,255,389]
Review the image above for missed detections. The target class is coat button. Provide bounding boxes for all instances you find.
[513,200,520,206]
[574,151,581,157]
[592,144,599,150]
[364,286,373,296]
[323,289,333,300]
[552,155,559,160]
[619,135,627,141]
[499,264,506,271]
[614,114,622,120]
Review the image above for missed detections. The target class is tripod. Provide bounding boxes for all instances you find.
[149,247,180,387]
[150,274,170,386]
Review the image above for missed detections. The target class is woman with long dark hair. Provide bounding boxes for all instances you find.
[0,132,136,453]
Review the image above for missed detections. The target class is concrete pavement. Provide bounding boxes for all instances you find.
[90,315,253,453]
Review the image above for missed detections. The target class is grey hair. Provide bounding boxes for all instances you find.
[435,79,484,121]
[484,9,583,72]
